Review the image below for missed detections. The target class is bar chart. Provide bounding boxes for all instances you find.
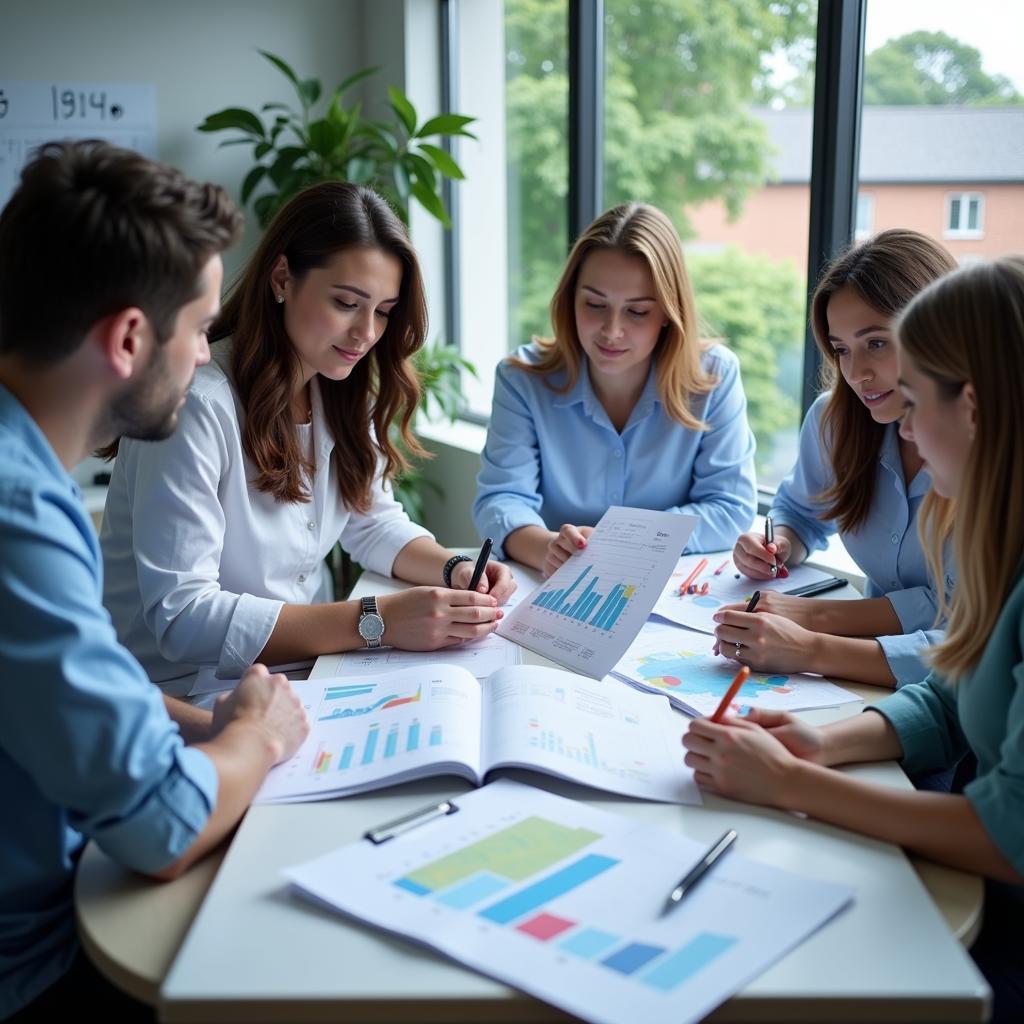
[309,718,443,776]
[530,563,637,631]
[391,814,740,994]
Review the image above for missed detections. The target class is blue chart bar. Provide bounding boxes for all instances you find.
[588,732,598,765]
[407,720,420,752]
[429,725,443,747]
[325,684,375,700]
[591,585,624,629]
[555,565,591,613]
[384,727,398,759]
[361,724,379,765]
[435,872,509,909]
[338,744,354,770]
[642,933,737,991]
[533,565,592,611]
[567,577,598,619]
[580,592,601,619]
[602,942,666,976]
[560,928,621,959]
[394,876,431,896]
[479,854,619,925]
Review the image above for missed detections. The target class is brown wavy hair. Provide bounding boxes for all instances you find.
[897,257,1024,680]
[509,202,714,429]
[810,229,957,532]
[210,182,427,510]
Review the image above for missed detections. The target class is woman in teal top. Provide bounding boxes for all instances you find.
[683,256,1024,1021]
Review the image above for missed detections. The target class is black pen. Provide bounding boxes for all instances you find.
[468,537,493,592]
[765,515,777,577]
[783,576,848,598]
[663,829,738,913]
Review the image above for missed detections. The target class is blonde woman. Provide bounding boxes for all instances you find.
[717,231,956,688]
[473,202,756,576]
[684,256,1024,1021]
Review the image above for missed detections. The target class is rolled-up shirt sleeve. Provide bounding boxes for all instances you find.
[118,393,283,678]
[0,487,216,874]
[474,361,548,559]
[674,350,757,552]
[337,464,432,576]
[768,396,837,556]
[877,628,944,688]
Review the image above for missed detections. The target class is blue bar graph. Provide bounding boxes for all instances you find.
[642,933,737,991]
[407,720,420,752]
[479,854,619,924]
[394,877,431,896]
[566,577,598,618]
[429,725,443,747]
[593,585,624,629]
[361,724,379,765]
[384,726,398,759]
[435,872,509,909]
[602,942,667,976]
[530,564,635,630]
[560,928,621,959]
[339,744,354,770]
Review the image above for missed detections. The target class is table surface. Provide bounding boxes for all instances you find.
[75,556,988,1022]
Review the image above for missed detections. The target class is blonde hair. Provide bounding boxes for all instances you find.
[896,255,1024,680]
[508,202,714,429]
[810,229,957,532]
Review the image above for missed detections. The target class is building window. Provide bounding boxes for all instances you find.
[945,192,984,239]
[855,192,874,239]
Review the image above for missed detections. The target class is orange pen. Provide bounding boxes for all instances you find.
[710,666,751,722]
[677,557,708,596]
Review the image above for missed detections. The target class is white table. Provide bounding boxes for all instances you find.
[76,558,988,1022]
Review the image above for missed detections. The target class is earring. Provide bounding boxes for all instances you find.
[276,293,285,304]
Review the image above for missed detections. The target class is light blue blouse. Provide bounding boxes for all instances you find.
[0,385,217,1018]
[473,343,757,559]
[769,392,954,687]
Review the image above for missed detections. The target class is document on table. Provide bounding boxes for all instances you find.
[285,779,853,1024]
[651,554,838,634]
[611,620,860,717]
[498,507,697,679]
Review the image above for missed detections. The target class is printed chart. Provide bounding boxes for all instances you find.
[612,622,859,717]
[286,780,854,1024]
[499,507,697,679]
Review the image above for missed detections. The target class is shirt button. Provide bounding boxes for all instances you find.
[307,521,317,531]
[890,533,899,544]
[614,450,622,459]
[298,574,307,583]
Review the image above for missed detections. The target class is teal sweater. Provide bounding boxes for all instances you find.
[873,569,1024,879]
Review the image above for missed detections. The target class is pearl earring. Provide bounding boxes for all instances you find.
[276,293,285,304]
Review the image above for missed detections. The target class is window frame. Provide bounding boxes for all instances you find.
[944,190,985,239]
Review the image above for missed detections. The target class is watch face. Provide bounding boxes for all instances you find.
[358,613,385,641]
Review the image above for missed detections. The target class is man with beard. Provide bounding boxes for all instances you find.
[0,141,309,1021]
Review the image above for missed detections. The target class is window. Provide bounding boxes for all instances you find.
[945,192,984,238]
[855,192,874,239]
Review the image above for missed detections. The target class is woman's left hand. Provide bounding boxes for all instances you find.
[712,608,819,674]
[450,559,517,605]
[725,590,823,630]
[682,715,801,806]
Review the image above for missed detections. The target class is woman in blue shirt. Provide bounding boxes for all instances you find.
[685,255,1024,1023]
[718,230,956,687]
[473,202,757,576]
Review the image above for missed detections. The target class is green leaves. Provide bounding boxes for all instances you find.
[197,50,476,229]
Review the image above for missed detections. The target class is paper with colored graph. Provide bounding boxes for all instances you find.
[652,553,839,634]
[255,663,700,804]
[498,506,698,679]
[611,621,860,717]
[285,779,853,1024]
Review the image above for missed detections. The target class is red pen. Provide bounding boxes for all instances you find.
[713,560,729,575]
[677,558,708,596]
[710,666,751,722]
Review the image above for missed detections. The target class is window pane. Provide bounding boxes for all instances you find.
[863,1,1024,255]
[603,0,818,489]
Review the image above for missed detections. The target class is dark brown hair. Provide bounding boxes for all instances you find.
[210,182,427,509]
[810,229,956,531]
[0,140,240,364]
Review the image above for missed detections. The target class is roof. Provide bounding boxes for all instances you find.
[754,105,1024,184]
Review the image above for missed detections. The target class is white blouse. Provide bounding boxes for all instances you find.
[100,347,431,696]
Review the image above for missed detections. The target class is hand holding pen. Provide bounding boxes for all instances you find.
[731,522,792,581]
[448,538,517,604]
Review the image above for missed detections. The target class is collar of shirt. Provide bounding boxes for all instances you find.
[550,356,660,433]
[0,383,80,499]
[878,419,930,500]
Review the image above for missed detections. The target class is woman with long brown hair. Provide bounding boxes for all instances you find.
[719,230,956,688]
[684,255,1024,1021]
[473,202,757,576]
[100,182,513,699]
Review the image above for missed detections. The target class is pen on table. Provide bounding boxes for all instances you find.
[662,829,738,913]
[677,557,708,596]
[783,576,848,598]
[468,537,493,592]
[713,559,729,575]
[710,590,760,656]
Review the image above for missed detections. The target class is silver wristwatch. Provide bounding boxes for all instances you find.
[357,595,388,649]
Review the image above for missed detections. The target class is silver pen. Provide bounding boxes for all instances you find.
[662,830,738,913]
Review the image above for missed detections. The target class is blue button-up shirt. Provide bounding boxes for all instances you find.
[474,344,757,559]
[770,393,954,687]
[0,385,217,1018]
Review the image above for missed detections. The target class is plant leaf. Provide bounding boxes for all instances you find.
[409,176,450,227]
[392,159,411,200]
[335,65,380,96]
[299,77,322,108]
[217,136,255,148]
[405,152,437,189]
[254,140,274,159]
[268,146,307,187]
[416,142,465,180]
[345,157,376,183]
[261,102,291,112]
[259,50,301,90]
[197,107,264,137]
[240,165,268,204]
[388,85,418,135]
[417,113,477,138]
